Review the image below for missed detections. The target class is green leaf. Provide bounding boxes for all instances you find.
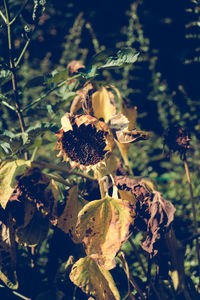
[98,48,139,70]
[0,131,29,156]
[0,160,30,209]
[76,196,133,270]
[70,256,120,300]
[0,69,12,87]
[45,70,68,88]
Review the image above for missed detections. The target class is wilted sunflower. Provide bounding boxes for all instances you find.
[55,113,115,170]
[163,124,191,160]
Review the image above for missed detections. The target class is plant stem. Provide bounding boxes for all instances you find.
[1,100,16,111]
[31,161,95,181]
[129,237,147,276]
[0,285,31,300]
[15,38,31,67]
[9,0,31,25]
[118,252,146,300]
[45,173,72,187]
[0,9,7,22]
[3,0,28,159]
[184,158,200,282]
[22,80,66,112]
[129,237,162,300]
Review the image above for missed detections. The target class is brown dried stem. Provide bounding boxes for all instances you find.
[184,158,200,283]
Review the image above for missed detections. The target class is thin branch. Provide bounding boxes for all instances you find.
[9,0,31,25]
[117,253,146,300]
[184,158,200,281]
[1,99,16,111]
[46,173,72,187]
[15,38,31,66]
[31,161,95,181]
[0,9,7,23]
[129,237,162,300]
[129,237,147,276]
[22,80,66,112]
[0,285,31,300]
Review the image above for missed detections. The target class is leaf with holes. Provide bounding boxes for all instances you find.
[98,48,139,70]
[70,256,120,300]
[57,186,88,243]
[76,196,133,269]
[0,160,30,209]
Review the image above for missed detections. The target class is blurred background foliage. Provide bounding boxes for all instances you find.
[1,0,200,299]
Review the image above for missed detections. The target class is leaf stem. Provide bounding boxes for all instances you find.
[46,173,72,187]
[31,161,95,181]
[9,0,31,25]
[15,38,31,67]
[0,9,7,23]
[22,80,66,112]
[184,158,200,282]
[1,99,16,111]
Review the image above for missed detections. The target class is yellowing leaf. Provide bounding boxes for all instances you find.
[76,196,133,269]
[57,186,88,243]
[92,86,116,123]
[70,256,120,300]
[0,160,30,209]
[121,103,137,130]
[116,142,131,169]
[171,270,179,290]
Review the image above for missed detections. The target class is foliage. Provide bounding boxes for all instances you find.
[0,0,200,300]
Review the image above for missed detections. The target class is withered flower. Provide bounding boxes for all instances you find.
[6,168,58,227]
[55,113,115,170]
[114,176,176,257]
[163,124,191,160]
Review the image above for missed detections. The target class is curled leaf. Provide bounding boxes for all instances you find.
[115,129,149,144]
[0,160,30,209]
[114,176,176,256]
[70,256,120,300]
[92,86,116,123]
[76,196,133,269]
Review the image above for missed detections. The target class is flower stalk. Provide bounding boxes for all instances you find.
[184,158,200,282]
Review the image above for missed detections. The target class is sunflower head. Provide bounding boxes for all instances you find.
[163,124,191,160]
[55,113,115,170]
